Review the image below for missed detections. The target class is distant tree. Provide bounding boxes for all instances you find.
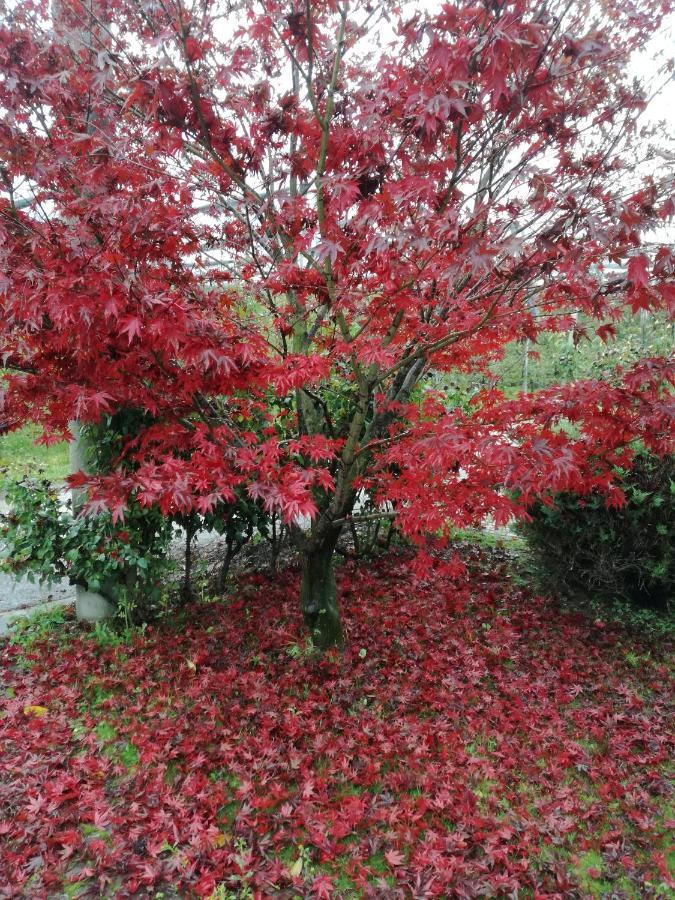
[481,308,675,397]
[1,0,673,647]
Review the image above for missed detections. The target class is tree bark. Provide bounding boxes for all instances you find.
[217,533,235,594]
[300,529,343,650]
[181,517,196,603]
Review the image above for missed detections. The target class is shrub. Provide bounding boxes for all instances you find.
[0,476,174,624]
[519,453,673,611]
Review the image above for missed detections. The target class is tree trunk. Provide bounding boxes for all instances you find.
[522,337,530,393]
[217,534,234,594]
[300,530,343,650]
[181,519,195,603]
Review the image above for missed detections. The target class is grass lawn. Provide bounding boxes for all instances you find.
[1,547,673,898]
[0,425,69,483]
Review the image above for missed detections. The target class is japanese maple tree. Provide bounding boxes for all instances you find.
[1,0,673,646]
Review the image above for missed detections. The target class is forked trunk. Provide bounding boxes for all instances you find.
[300,531,343,650]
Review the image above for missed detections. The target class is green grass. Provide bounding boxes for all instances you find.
[0,425,69,483]
[9,605,70,651]
[451,524,526,551]
[573,849,614,897]
[92,720,140,769]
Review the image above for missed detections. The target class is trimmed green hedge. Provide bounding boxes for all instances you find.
[520,454,673,611]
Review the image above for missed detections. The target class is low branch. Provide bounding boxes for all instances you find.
[332,510,397,527]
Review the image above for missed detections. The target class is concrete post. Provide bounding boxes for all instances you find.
[55,1,121,623]
[69,423,115,622]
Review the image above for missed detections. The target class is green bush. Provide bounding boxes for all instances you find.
[0,477,174,624]
[520,454,673,611]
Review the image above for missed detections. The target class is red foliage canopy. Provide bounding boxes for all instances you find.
[0,0,673,530]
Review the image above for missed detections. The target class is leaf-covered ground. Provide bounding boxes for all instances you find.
[1,549,673,898]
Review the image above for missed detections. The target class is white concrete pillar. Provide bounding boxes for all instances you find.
[69,422,115,622]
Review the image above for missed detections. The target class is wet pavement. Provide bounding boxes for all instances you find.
[0,574,74,635]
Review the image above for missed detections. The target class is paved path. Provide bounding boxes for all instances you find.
[0,576,74,636]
